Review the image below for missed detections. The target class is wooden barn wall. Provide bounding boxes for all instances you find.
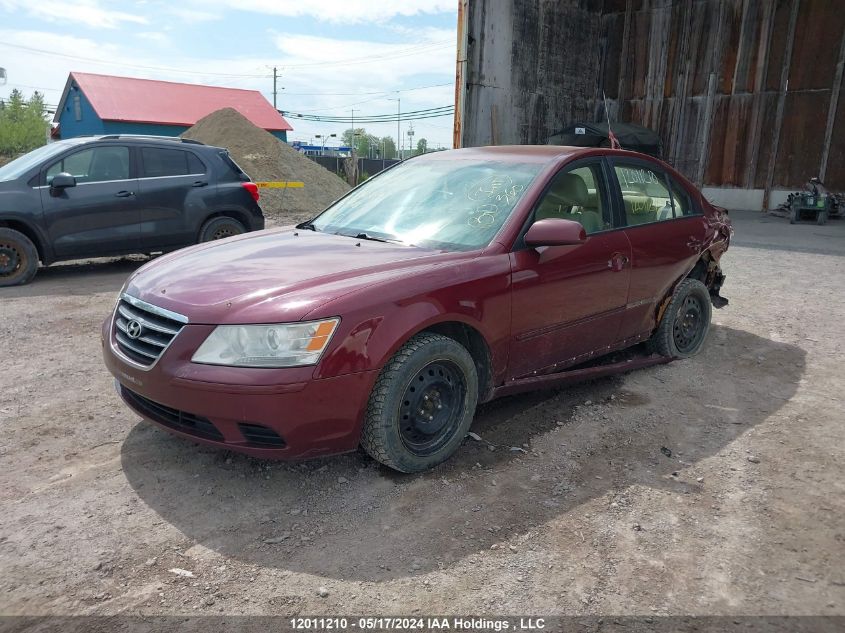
[460,0,845,191]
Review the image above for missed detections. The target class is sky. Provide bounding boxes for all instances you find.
[0,0,458,150]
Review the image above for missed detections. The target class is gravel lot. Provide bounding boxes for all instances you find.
[1,211,843,618]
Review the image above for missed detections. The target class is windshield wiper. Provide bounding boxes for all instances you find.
[296,221,318,232]
[330,230,404,244]
[354,232,391,243]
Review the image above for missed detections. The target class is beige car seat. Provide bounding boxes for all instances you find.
[535,173,604,234]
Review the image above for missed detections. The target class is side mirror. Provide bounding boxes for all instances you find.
[524,218,586,247]
[49,172,76,193]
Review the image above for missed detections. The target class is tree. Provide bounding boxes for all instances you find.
[0,90,49,156]
[379,136,397,159]
[342,127,379,158]
[415,138,428,155]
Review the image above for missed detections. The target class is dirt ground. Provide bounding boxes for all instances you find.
[1,211,843,619]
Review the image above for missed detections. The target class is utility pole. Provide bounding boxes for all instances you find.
[351,108,356,153]
[272,66,278,109]
[387,96,400,160]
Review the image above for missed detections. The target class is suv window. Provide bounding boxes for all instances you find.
[140,147,204,178]
[614,164,674,225]
[533,164,611,234]
[46,146,129,184]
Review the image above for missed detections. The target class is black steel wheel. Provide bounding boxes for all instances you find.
[198,216,246,243]
[398,360,467,456]
[362,333,479,473]
[647,277,712,359]
[672,294,706,354]
[0,227,38,287]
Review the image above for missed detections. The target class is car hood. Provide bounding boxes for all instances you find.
[124,228,462,324]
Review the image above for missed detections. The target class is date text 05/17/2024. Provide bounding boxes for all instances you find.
[289,618,547,631]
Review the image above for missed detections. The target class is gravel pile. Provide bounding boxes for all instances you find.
[181,108,350,224]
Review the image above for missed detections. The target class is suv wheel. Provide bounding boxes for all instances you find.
[0,228,39,287]
[199,216,246,242]
[361,333,479,473]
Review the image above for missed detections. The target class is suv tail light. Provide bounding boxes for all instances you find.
[242,182,260,202]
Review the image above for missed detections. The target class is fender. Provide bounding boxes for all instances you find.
[0,214,54,264]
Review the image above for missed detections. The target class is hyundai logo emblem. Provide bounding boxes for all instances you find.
[126,320,143,339]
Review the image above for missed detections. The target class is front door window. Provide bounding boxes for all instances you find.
[46,146,130,184]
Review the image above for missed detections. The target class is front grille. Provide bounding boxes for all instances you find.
[238,423,286,448]
[122,387,224,442]
[113,294,188,367]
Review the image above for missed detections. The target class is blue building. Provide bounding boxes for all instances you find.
[54,72,292,141]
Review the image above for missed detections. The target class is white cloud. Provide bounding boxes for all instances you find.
[193,0,455,24]
[0,0,147,28]
[163,6,221,23]
[136,31,169,44]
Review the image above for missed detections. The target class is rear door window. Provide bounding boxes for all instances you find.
[667,177,698,216]
[140,147,200,178]
[187,152,206,174]
[613,163,675,225]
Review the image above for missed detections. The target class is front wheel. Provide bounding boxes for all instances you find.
[361,333,479,473]
[198,216,246,243]
[647,278,712,359]
[0,227,39,287]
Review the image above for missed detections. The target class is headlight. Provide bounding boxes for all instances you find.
[191,318,340,368]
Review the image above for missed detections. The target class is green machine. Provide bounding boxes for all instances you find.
[790,178,833,225]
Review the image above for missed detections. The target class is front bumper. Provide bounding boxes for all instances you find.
[102,315,378,459]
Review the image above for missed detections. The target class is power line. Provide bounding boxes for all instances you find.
[282,105,454,120]
[0,42,270,78]
[0,39,453,77]
[283,105,454,124]
[280,82,452,96]
[276,40,453,69]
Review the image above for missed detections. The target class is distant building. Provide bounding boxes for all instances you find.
[54,72,292,141]
[290,141,352,157]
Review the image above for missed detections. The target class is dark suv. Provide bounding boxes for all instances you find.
[0,135,264,286]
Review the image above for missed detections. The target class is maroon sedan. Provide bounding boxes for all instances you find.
[103,146,731,472]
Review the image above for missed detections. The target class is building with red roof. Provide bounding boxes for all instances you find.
[54,72,293,141]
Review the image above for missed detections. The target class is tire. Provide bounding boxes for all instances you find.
[647,278,712,359]
[361,333,479,473]
[817,211,828,225]
[0,227,39,287]
[198,216,246,243]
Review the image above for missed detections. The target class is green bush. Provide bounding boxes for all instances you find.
[0,90,49,156]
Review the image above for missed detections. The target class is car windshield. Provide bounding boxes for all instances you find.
[0,142,78,182]
[310,159,543,251]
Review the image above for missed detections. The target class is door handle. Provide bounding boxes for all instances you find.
[115,190,135,198]
[192,180,209,187]
[608,253,629,272]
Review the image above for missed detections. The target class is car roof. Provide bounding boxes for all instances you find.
[64,135,221,151]
[414,145,655,165]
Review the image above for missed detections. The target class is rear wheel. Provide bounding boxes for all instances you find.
[0,228,38,287]
[361,333,478,473]
[198,216,246,243]
[647,278,712,358]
